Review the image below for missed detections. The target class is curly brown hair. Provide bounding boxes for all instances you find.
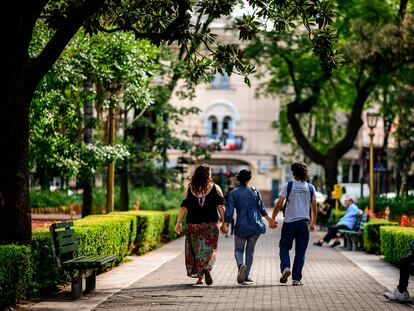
[189,164,212,194]
[291,161,309,181]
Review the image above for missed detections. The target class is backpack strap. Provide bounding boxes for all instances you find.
[307,182,315,202]
[282,181,293,216]
[286,181,293,202]
[251,186,262,209]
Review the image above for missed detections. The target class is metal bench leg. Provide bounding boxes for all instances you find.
[346,237,353,251]
[357,237,363,250]
[86,270,97,292]
[351,239,357,251]
[71,277,82,299]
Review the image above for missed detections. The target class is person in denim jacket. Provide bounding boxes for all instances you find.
[384,240,414,301]
[225,169,276,285]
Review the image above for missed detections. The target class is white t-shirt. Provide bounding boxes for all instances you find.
[279,180,316,223]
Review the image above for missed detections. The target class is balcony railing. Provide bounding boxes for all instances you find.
[197,135,244,151]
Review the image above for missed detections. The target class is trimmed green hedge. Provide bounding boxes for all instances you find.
[0,245,33,307]
[131,211,167,254]
[0,209,184,308]
[380,226,414,266]
[76,214,138,260]
[163,209,187,241]
[363,220,398,254]
[31,229,61,295]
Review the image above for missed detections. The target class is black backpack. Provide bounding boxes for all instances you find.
[282,181,315,216]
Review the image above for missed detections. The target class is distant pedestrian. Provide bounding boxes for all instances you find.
[384,240,414,301]
[313,197,362,247]
[225,169,276,285]
[175,164,227,285]
[272,161,317,286]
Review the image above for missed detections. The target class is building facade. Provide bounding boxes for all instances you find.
[168,71,285,205]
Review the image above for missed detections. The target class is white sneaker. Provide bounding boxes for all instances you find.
[292,280,304,286]
[280,268,291,284]
[243,278,254,285]
[384,288,409,301]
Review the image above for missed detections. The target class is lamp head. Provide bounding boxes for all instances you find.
[366,108,380,130]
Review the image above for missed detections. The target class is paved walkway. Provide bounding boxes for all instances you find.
[94,226,414,311]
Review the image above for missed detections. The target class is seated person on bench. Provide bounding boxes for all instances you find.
[384,240,414,301]
[313,197,362,247]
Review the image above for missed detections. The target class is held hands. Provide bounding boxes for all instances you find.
[268,219,278,229]
[175,222,182,235]
[265,216,277,229]
[220,222,228,234]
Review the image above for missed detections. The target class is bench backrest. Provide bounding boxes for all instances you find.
[50,221,76,267]
[353,213,369,232]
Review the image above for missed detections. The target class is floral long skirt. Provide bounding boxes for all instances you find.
[185,223,219,278]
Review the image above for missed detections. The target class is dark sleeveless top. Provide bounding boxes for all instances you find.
[181,184,225,224]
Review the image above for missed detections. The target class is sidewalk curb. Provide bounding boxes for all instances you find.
[340,249,414,304]
[29,237,184,311]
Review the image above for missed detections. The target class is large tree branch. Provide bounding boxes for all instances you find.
[30,0,106,84]
[399,0,408,20]
[330,73,379,158]
[355,62,366,91]
[98,0,190,44]
[281,55,301,97]
[286,74,330,164]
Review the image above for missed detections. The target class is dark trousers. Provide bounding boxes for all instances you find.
[323,224,350,243]
[398,250,414,292]
[279,219,310,281]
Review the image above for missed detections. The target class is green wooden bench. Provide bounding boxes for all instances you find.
[50,221,118,299]
[338,213,369,251]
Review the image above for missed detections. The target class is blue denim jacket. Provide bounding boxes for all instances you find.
[225,185,268,237]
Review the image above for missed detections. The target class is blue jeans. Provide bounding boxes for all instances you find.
[234,234,260,278]
[279,219,310,281]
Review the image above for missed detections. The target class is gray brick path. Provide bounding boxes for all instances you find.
[95,226,413,311]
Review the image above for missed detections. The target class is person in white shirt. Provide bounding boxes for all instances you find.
[272,161,317,286]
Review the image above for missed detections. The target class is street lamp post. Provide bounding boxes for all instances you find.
[366,108,380,213]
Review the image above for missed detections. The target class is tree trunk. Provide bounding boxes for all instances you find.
[0,86,33,244]
[119,159,129,211]
[0,0,105,244]
[106,106,116,213]
[38,167,50,191]
[323,158,339,200]
[82,80,93,217]
[119,110,129,211]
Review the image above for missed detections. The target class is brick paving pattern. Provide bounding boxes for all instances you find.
[95,226,413,311]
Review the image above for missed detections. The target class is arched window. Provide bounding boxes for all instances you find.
[208,116,218,137]
[222,116,233,136]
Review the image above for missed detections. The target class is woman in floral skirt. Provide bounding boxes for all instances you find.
[175,164,227,285]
